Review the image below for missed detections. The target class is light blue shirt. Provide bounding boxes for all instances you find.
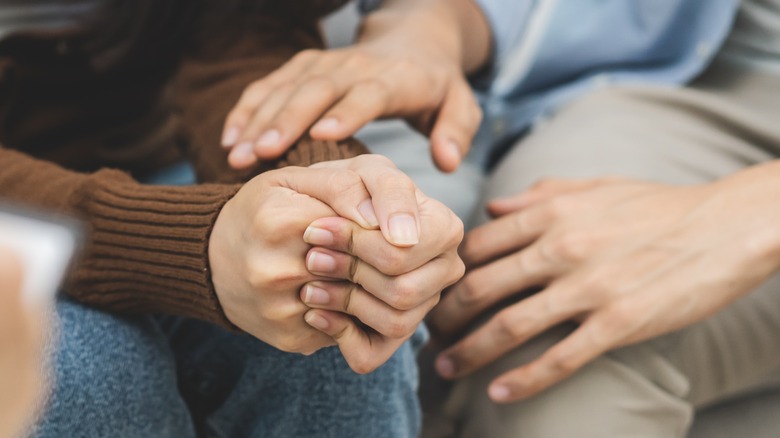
[470,0,741,167]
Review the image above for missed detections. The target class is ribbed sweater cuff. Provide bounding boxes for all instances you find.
[71,169,241,328]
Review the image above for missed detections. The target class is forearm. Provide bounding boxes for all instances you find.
[0,148,240,326]
[358,0,492,74]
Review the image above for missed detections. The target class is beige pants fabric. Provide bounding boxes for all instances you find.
[420,59,780,438]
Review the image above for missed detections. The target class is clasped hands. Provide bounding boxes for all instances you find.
[209,155,464,373]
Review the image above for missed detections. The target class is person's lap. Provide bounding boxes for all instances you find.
[34,296,423,438]
[422,60,780,437]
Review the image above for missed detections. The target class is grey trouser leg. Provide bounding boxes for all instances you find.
[421,60,780,438]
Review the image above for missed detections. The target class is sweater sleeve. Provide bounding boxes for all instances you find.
[0,147,240,327]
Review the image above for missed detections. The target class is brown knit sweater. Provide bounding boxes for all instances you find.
[0,1,367,327]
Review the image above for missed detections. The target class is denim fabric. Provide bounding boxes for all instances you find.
[32,162,423,437]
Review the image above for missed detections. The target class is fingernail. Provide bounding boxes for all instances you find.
[388,214,419,246]
[313,117,340,132]
[303,284,331,305]
[307,251,337,274]
[446,140,462,160]
[303,226,335,246]
[305,312,330,331]
[256,129,281,150]
[357,199,379,228]
[231,142,255,163]
[436,356,456,378]
[489,384,511,401]
[222,127,240,147]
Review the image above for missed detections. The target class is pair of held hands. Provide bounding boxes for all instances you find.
[209,155,464,374]
[211,41,780,403]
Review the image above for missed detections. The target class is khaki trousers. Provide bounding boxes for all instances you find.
[421,59,780,438]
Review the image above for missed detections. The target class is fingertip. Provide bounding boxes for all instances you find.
[435,354,457,379]
[432,137,463,174]
[310,117,342,137]
[488,383,512,402]
[221,126,241,148]
[253,129,287,159]
[304,310,331,332]
[228,142,258,169]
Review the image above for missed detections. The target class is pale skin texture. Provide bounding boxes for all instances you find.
[209,155,464,373]
[429,161,780,403]
[220,0,491,173]
[0,248,44,438]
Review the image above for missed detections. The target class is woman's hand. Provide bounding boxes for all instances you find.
[430,162,780,403]
[221,0,490,173]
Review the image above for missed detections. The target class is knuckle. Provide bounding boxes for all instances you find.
[242,80,266,97]
[450,258,466,286]
[547,350,580,375]
[602,301,637,331]
[390,58,422,77]
[494,311,523,341]
[357,153,395,169]
[547,197,573,219]
[390,276,422,303]
[454,273,484,308]
[580,266,613,297]
[305,75,339,100]
[388,284,420,311]
[343,51,372,69]
[385,316,415,339]
[376,248,408,276]
[358,78,391,99]
[550,231,590,262]
[350,356,379,375]
[293,49,322,64]
[326,171,365,199]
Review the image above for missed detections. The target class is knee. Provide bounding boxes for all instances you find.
[453,329,693,437]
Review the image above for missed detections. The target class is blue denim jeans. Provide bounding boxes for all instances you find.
[32,163,424,437]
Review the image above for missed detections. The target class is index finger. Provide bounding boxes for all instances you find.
[460,205,553,268]
[435,284,580,380]
[222,52,319,147]
[487,321,610,403]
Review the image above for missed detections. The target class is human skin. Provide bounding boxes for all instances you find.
[209,155,464,373]
[220,0,492,173]
[0,248,44,438]
[429,161,780,402]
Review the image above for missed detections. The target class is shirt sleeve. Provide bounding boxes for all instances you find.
[472,0,536,81]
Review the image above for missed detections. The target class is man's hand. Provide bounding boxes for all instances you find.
[221,0,490,173]
[298,182,464,373]
[0,248,44,438]
[429,162,780,403]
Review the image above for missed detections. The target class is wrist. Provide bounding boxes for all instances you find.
[357,0,490,74]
